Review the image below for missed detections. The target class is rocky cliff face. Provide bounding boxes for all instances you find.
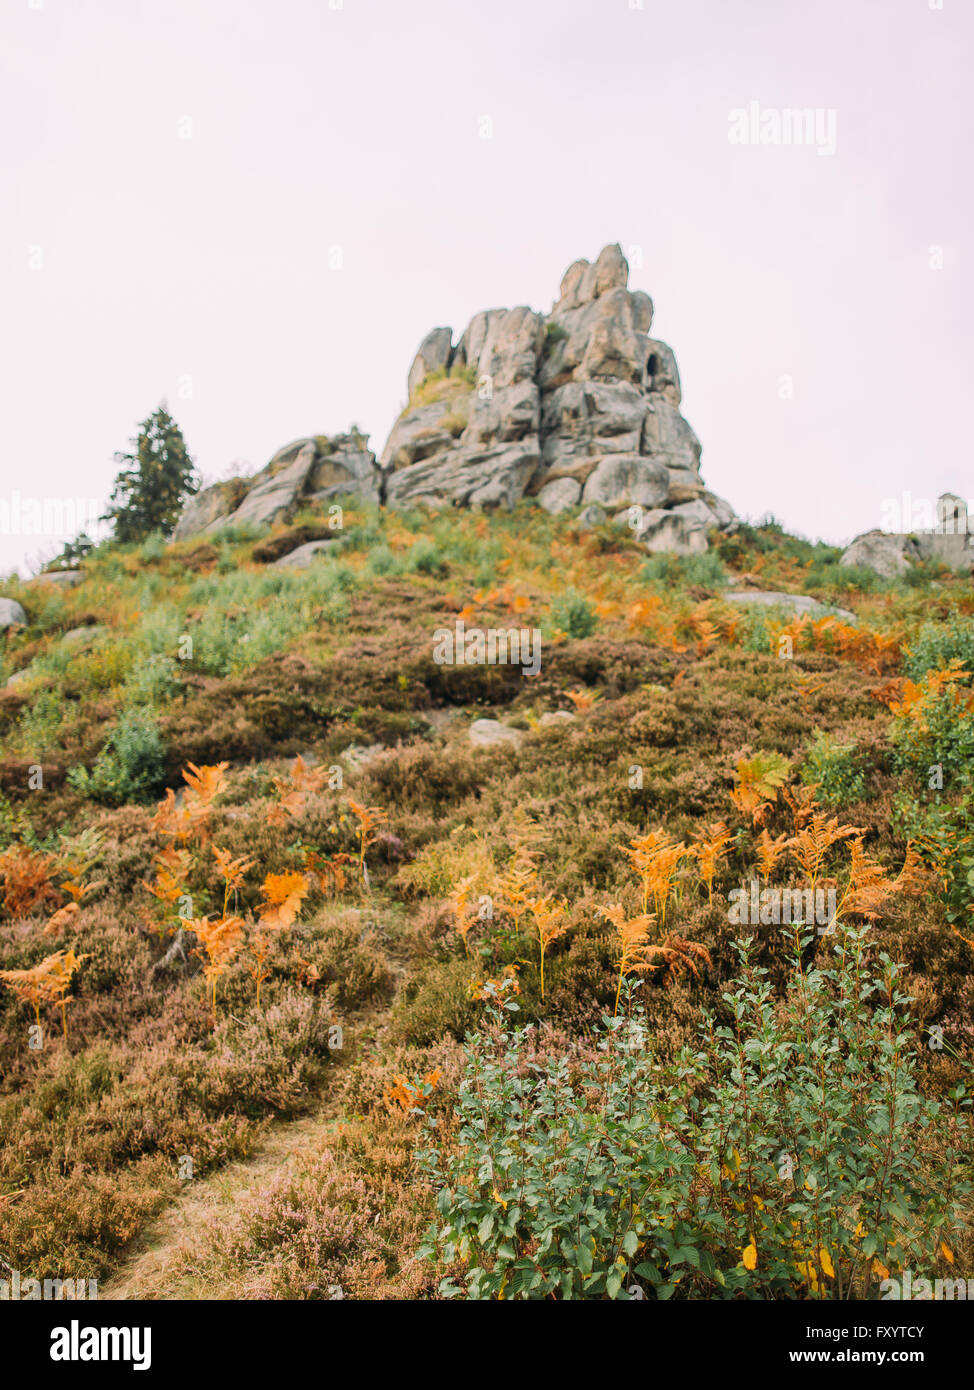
[173,244,735,552]
[382,244,734,550]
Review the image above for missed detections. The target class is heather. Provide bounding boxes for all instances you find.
[1,503,972,1296]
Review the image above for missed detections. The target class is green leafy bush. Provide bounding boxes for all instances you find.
[549,591,597,639]
[643,550,728,590]
[67,711,169,805]
[408,540,448,577]
[890,688,974,789]
[799,729,866,806]
[904,618,974,682]
[420,928,970,1299]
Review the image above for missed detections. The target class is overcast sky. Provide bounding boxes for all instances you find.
[1,0,970,575]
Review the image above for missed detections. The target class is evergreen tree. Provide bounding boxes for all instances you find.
[102,404,198,542]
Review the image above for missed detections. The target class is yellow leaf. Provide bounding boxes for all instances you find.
[742,1241,757,1271]
[941,1241,954,1265]
[873,1259,889,1280]
[820,1248,835,1278]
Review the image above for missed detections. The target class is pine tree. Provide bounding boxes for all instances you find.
[102,404,198,542]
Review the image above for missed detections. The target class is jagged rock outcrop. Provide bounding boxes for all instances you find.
[841,494,974,577]
[172,432,380,541]
[380,244,735,550]
[170,244,736,553]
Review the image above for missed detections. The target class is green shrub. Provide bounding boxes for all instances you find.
[549,591,597,639]
[543,322,569,354]
[904,618,974,682]
[67,711,169,805]
[890,688,974,790]
[799,729,866,806]
[408,540,448,577]
[367,545,403,578]
[18,689,64,754]
[419,928,970,1299]
[137,532,167,564]
[643,550,728,590]
[892,794,974,931]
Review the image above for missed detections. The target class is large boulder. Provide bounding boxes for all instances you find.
[272,539,337,569]
[384,440,540,511]
[839,530,922,579]
[306,433,381,505]
[172,479,248,541]
[174,434,382,540]
[225,440,318,527]
[636,509,709,555]
[469,718,523,748]
[31,569,84,589]
[722,591,856,623]
[537,477,581,514]
[0,598,27,630]
[581,454,669,509]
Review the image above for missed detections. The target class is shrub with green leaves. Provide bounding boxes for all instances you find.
[419,928,970,1300]
[904,617,974,682]
[890,687,974,789]
[67,711,169,805]
[643,549,728,591]
[893,793,974,931]
[800,728,866,807]
[548,591,597,640]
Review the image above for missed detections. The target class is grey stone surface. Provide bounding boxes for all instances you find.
[381,245,735,536]
[174,435,382,540]
[575,503,607,530]
[469,718,524,748]
[408,327,454,398]
[840,494,974,577]
[225,441,318,527]
[32,569,83,589]
[537,477,582,514]
[0,598,28,629]
[307,434,381,505]
[172,480,247,540]
[385,440,541,511]
[170,244,738,549]
[840,531,919,578]
[582,454,669,509]
[639,510,709,555]
[272,539,337,569]
[60,624,107,645]
[722,591,856,622]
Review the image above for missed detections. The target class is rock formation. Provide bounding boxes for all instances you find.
[381,244,735,550]
[841,493,974,578]
[172,245,736,552]
[172,432,379,541]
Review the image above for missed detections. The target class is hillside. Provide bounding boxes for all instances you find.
[1,502,973,1300]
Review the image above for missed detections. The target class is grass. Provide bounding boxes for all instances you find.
[0,500,972,1296]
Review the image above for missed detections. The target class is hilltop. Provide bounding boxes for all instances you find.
[1,499,972,1298]
[173,244,736,557]
[0,244,972,1302]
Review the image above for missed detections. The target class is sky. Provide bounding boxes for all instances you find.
[1,0,970,575]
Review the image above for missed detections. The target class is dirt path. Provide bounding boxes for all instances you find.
[100,1104,345,1300]
[102,957,408,1301]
